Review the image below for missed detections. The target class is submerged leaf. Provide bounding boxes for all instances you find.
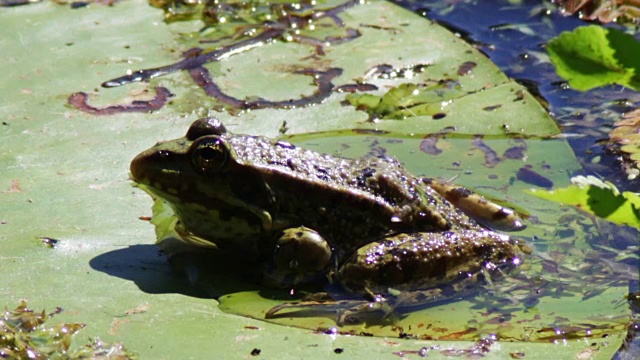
[555,0,640,25]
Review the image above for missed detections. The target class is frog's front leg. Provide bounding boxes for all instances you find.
[262,226,333,288]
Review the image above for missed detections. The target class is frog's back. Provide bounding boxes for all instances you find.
[225,134,474,253]
[226,134,422,210]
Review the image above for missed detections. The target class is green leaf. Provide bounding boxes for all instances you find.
[547,25,640,91]
[528,175,640,228]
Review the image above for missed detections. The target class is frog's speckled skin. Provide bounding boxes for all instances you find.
[131,118,523,320]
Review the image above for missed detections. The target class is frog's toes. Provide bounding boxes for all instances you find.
[336,298,396,326]
[265,298,394,326]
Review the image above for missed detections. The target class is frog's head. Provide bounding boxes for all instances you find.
[130,118,274,244]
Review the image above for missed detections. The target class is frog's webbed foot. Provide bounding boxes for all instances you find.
[335,292,396,325]
[265,291,395,326]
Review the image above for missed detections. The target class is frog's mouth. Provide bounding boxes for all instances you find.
[130,149,195,202]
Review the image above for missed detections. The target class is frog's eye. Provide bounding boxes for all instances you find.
[191,138,228,173]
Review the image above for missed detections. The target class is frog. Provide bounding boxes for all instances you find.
[130,117,525,325]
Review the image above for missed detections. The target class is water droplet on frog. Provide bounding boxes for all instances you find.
[390,215,401,223]
[276,140,295,149]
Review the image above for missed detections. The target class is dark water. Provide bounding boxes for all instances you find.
[391,0,639,357]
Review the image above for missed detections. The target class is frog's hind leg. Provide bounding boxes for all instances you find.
[265,300,387,326]
[334,230,522,319]
[266,231,522,326]
[264,290,395,326]
[421,177,526,232]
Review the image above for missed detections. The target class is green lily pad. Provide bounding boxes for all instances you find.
[65,0,560,138]
[0,0,630,358]
[547,25,640,91]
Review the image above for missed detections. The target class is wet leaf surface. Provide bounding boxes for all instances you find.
[610,107,640,177]
[554,0,640,25]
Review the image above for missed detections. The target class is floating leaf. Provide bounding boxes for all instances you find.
[547,25,640,91]
[609,107,640,178]
[528,175,640,228]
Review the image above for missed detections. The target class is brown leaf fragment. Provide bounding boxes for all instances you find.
[3,179,22,193]
[124,303,149,315]
[609,108,640,175]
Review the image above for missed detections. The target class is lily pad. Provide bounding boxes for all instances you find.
[0,0,630,359]
[67,0,560,138]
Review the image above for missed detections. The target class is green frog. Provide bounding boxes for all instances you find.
[130,117,525,324]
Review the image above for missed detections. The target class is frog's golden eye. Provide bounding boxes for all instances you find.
[192,138,228,173]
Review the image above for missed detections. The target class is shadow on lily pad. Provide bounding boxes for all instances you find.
[89,245,209,298]
[89,245,284,301]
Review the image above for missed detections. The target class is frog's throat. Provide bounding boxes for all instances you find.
[140,181,274,234]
